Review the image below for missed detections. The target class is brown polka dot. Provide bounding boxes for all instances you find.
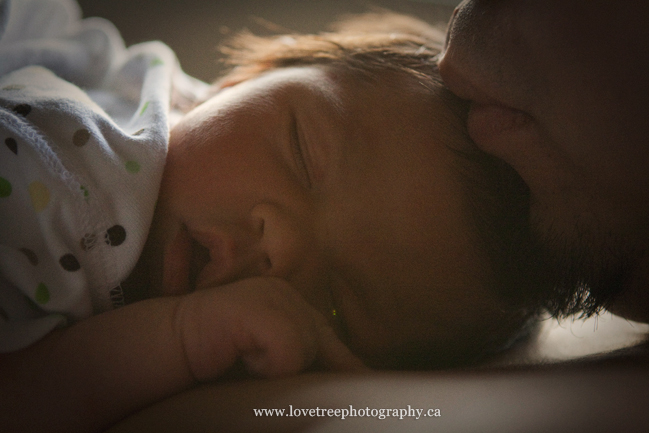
[19,248,38,266]
[59,254,81,271]
[13,104,31,116]
[73,129,91,147]
[5,137,17,155]
[105,225,126,246]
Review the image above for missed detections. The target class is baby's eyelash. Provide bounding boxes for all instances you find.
[290,116,312,189]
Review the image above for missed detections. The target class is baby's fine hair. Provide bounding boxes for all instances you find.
[215,12,446,89]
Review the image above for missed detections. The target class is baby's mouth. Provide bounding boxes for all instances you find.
[188,235,211,291]
[161,224,210,295]
[187,229,235,290]
[161,224,192,295]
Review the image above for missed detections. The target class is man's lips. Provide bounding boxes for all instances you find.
[439,54,533,156]
[468,102,533,148]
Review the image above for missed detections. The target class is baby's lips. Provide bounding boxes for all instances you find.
[161,224,193,295]
[188,229,226,289]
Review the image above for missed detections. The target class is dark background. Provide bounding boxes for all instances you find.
[76,0,457,83]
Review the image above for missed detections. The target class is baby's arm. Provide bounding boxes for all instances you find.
[0,277,362,433]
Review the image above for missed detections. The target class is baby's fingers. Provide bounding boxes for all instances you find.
[314,321,368,373]
[237,311,316,378]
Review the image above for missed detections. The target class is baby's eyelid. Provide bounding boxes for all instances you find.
[290,115,313,189]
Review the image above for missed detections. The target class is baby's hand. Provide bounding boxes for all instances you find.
[174,277,365,381]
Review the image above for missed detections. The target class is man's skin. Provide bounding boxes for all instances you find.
[438,0,649,322]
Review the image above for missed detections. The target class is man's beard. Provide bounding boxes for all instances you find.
[520,216,638,318]
[458,145,640,319]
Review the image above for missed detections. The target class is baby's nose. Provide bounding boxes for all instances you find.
[251,203,307,279]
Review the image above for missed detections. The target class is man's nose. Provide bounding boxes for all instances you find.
[442,4,460,51]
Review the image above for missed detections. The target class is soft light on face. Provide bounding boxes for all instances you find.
[145,65,514,366]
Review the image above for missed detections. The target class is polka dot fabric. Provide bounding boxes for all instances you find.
[0,0,209,352]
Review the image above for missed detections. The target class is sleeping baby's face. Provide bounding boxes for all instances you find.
[147,65,518,367]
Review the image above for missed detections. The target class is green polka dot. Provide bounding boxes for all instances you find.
[139,101,150,116]
[80,185,89,198]
[125,161,141,173]
[150,58,164,67]
[0,177,11,197]
[28,181,50,212]
[35,283,50,304]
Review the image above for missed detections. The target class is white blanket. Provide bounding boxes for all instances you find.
[0,0,209,351]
